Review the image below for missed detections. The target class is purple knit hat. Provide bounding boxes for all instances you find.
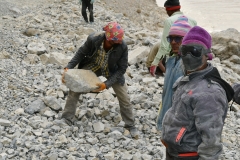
[169,16,192,37]
[182,26,212,49]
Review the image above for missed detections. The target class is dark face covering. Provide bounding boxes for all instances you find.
[181,54,203,71]
[180,45,209,72]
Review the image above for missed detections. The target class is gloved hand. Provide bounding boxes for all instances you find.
[92,83,106,92]
[149,65,157,77]
[62,68,68,84]
[90,0,95,4]
[79,0,82,4]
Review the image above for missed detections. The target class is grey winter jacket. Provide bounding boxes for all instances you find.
[161,64,230,160]
[66,32,128,88]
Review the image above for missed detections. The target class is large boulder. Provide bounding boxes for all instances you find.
[40,52,72,66]
[27,42,46,55]
[128,46,149,65]
[211,28,240,60]
[64,69,102,93]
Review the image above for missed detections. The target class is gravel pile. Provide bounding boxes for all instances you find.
[0,0,239,159]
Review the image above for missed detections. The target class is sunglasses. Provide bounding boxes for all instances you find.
[180,45,205,57]
[166,36,183,43]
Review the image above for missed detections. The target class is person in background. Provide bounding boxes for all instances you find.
[149,0,197,76]
[232,83,240,105]
[61,22,139,139]
[161,26,234,160]
[146,41,165,76]
[156,16,192,130]
[79,0,95,23]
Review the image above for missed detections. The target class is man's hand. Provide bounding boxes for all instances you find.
[62,68,68,84]
[79,0,82,4]
[92,83,106,92]
[149,65,157,77]
[90,0,95,4]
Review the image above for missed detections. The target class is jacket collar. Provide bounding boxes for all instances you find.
[173,63,213,88]
[95,32,105,47]
[171,11,183,17]
[185,63,213,81]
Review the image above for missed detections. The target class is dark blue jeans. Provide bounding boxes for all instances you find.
[82,0,94,22]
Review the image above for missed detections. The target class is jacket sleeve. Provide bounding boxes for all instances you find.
[193,89,228,160]
[104,45,128,88]
[66,35,93,69]
[151,19,171,66]
[189,18,197,27]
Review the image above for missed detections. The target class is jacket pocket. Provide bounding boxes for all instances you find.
[175,127,187,143]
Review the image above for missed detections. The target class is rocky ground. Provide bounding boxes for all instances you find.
[0,0,240,160]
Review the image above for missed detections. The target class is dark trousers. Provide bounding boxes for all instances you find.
[62,83,135,128]
[82,0,94,22]
[166,150,199,160]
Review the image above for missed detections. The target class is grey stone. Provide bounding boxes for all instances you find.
[0,119,11,126]
[32,129,43,136]
[93,122,105,133]
[124,37,135,45]
[0,50,11,59]
[43,110,55,117]
[142,77,156,84]
[9,7,21,14]
[6,148,15,154]
[131,93,148,104]
[132,152,142,160]
[121,151,133,160]
[86,138,98,145]
[236,111,240,118]
[229,55,240,64]
[24,54,40,64]
[89,148,98,157]
[58,135,68,143]
[108,130,123,140]
[1,137,11,145]
[22,28,40,37]
[64,69,101,93]
[44,52,72,66]
[24,99,46,115]
[27,42,46,55]
[211,28,240,60]
[141,154,152,160]
[0,153,7,159]
[48,153,58,160]
[0,0,239,159]
[42,96,62,111]
[128,46,150,65]
[104,152,114,160]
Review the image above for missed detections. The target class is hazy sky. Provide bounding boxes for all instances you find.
[156,0,240,32]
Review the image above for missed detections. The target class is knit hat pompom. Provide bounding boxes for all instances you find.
[169,16,192,37]
[182,26,212,49]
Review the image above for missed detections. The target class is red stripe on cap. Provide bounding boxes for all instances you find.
[166,6,181,11]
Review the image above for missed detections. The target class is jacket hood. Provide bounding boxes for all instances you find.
[204,67,234,102]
